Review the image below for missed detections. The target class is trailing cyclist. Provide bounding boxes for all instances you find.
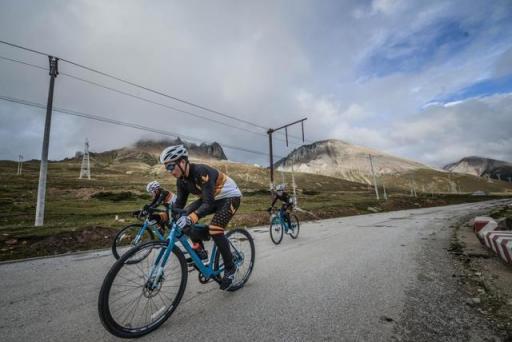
[267,183,294,229]
[160,144,242,290]
[133,180,176,235]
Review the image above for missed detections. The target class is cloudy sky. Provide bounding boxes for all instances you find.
[0,0,511,167]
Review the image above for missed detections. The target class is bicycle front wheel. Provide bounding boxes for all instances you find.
[288,214,300,239]
[112,224,155,262]
[269,217,283,244]
[99,241,188,338]
[214,228,255,292]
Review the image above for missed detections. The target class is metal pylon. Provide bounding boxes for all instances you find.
[79,139,91,180]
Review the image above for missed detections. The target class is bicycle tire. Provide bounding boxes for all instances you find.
[288,214,300,239]
[99,241,187,338]
[112,224,155,263]
[269,216,283,244]
[214,228,255,292]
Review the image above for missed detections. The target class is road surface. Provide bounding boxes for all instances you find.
[1,199,510,341]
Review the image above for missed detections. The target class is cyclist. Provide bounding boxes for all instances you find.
[267,183,294,229]
[160,144,242,290]
[133,181,176,235]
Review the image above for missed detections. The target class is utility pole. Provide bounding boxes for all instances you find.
[35,56,59,227]
[267,117,307,184]
[411,175,417,197]
[79,138,91,180]
[368,154,380,200]
[291,160,298,206]
[17,154,23,175]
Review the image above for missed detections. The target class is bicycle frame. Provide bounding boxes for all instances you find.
[146,221,223,288]
[133,218,166,244]
[272,209,290,232]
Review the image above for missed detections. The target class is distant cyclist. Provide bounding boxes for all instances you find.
[133,181,176,235]
[160,144,242,290]
[267,183,294,228]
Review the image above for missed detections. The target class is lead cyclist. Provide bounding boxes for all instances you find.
[160,144,242,290]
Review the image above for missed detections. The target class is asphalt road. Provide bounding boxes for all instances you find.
[1,199,510,342]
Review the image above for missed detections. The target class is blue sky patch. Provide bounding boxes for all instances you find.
[432,73,512,104]
[362,19,473,77]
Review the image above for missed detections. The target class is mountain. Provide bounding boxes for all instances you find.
[443,156,512,181]
[133,138,227,160]
[72,138,227,166]
[274,139,432,184]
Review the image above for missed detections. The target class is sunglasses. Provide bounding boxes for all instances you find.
[165,163,177,172]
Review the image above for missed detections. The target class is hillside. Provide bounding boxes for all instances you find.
[0,138,510,261]
[69,138,227,167]
[275,139,432,184]
[444,156,512,181]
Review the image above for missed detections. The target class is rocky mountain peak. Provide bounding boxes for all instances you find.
[275,139,431,184]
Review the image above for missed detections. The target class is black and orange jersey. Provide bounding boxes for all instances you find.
[148,189,176,209]
[271,191,293,209]
[174,163,241,221]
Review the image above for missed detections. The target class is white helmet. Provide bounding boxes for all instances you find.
[146,180,160,193]
[276,183,286,191]
[159,144,188,164]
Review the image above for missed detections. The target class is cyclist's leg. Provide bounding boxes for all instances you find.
[281,205,291,228]
[209,197,240,288]
[150,213,167,235]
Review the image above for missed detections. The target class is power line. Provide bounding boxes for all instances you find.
[61,72,308,147]
[0,55,48,71]
[0,51,307,147]
[60,72,268,138]
[0,40,268,129]
[0,39,309,143]
[0,53,270,140]
[0,94,285,158]
[0,40,50,58]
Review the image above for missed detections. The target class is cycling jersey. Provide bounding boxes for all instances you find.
[148,189,176,209]
[146,189,176,228]
[271,191,293,209]
[174,163,241,223]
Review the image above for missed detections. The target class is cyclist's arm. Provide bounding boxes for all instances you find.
[174,180,189,209]
[184,199,202,215]
[148,190,167,209]
[270,194,278,208]
[187,169,216,223]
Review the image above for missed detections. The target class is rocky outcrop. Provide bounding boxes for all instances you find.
[134,138,227,160]
[275,139,431,184]
[443,156,512,181]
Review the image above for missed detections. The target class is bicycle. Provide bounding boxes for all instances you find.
[111,208,167,264]
[269,207,300,244]
[98,207,255,338]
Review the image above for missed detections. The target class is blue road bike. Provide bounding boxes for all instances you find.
[98,207,255,338]
[269,208,300,244]
[111,208,167,263]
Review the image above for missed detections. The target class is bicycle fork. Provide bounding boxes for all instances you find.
[147,230,177,290]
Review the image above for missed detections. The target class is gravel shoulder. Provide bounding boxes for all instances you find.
[393,201,512,341]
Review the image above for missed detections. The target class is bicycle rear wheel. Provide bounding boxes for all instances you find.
[288,214,300,239]
[269,216,283,244]
[99,241,187,338]
[112,224,155,262]
[214,228,255,292]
